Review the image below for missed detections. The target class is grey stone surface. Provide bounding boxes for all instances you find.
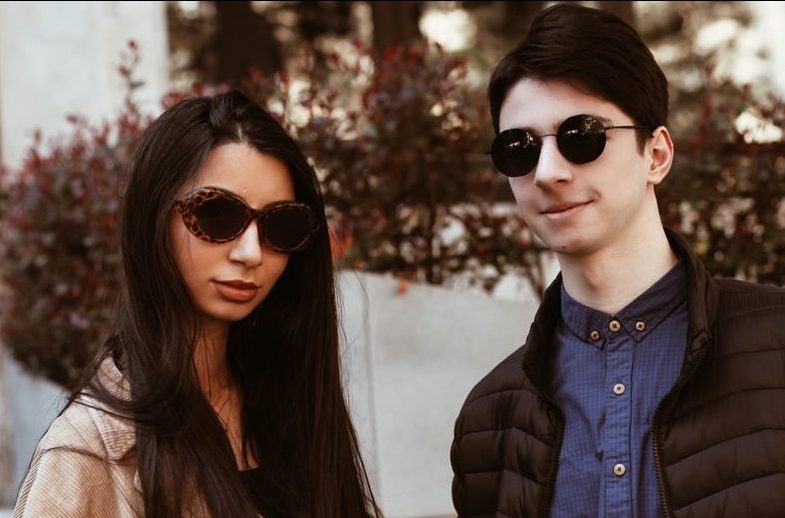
[339,271,537,517]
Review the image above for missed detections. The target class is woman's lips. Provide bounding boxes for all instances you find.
[213,280,259,302]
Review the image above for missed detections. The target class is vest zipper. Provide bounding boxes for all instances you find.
[652,333,711,518]
[652,415,673,518]
[522,362,565,518]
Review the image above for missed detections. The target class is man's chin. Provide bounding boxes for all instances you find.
[543,235,596,257]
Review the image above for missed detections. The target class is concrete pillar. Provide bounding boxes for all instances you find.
[0,347,11,505]
[0,1,170,169]
[0,1,169,505]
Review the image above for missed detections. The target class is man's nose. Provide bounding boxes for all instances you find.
[533,136,574,187]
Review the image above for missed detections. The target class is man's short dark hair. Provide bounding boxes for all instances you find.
[488,3,668,135]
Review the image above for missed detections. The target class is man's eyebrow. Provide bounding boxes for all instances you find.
[594,114,613,125]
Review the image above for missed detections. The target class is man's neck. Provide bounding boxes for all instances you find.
[558,227,678,315]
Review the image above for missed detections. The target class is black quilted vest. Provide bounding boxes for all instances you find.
[451,230,785,517]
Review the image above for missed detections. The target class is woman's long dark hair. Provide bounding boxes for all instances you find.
[76,90,380,517]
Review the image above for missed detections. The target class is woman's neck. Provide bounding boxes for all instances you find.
[193,319,234,400]
[192,319,257,469]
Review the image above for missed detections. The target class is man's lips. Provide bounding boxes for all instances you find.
[541,201,592,219]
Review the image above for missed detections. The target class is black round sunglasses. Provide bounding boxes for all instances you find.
[489,114,650,177]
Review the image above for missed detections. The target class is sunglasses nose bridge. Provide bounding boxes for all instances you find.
[222,204,261,246]
[525,132,559,175]
[532,135,575,184]
[225,215,265,263]
[249,210,268,246]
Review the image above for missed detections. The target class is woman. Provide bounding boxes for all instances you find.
[14,90,381,517]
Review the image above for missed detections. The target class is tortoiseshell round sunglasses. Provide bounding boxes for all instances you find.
[173,186,318,253]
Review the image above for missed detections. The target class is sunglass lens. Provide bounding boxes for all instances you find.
[194,196,248,241]
[491,128,540,177]
[557,115,606,164]
[261,208,313,251]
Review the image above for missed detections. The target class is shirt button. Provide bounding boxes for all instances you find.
[635,321,646,331]
[589,330,601,341]
[609,320,621,332]
[613,383,626,396]
[613,463,627,477]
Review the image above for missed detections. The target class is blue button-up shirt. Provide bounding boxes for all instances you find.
[549,262,688,518]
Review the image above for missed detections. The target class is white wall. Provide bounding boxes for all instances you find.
[340,272,538,518]
[0,1,169,169]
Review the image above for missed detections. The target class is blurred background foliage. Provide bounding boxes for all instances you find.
[1,1,784,388]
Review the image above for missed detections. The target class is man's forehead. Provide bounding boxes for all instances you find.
[498,78,624,131]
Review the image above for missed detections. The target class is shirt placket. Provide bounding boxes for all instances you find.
[604,318,633,518]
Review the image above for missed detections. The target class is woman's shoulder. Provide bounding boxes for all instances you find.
[39,358,136,462]
[14,359,142,518]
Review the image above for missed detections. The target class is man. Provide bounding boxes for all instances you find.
[450,3,785,518]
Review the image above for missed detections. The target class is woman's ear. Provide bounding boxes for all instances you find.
[647,126,674,186]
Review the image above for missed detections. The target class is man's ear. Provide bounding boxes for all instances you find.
[647,126,674,186]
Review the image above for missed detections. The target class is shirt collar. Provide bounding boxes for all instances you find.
[560,260,687,348]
